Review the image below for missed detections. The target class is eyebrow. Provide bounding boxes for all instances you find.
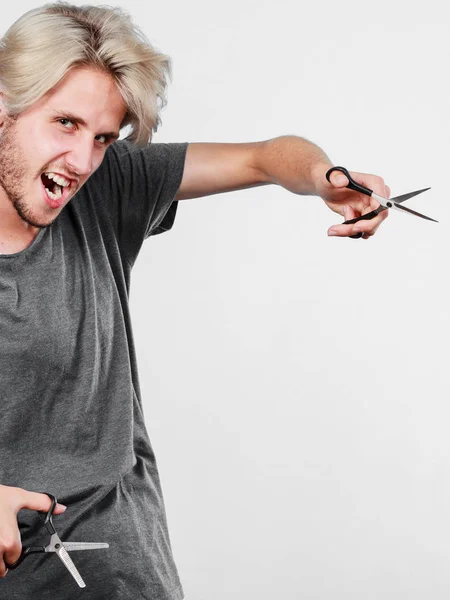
[50,109,120,140]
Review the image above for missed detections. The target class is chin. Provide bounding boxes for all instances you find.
[17,207,60,229]
[28,214,60,228]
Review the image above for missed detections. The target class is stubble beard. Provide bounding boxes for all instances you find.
[0,117,56,228]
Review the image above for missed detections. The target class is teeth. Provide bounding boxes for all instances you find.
[45,172,71,187]
[45,186,63,200]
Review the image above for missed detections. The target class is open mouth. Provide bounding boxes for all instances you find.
[41,172,73,208]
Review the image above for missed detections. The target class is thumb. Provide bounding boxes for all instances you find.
[329,171,349,188]
[18,490,67,514]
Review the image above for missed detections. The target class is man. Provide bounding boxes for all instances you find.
[0,3,388,599]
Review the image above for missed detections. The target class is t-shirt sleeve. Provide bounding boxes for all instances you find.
[93,139,188,267]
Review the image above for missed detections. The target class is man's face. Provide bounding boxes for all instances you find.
[0,67,127,228]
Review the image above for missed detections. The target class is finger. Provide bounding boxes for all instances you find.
[53,503,68,515]
[14,489,67,514]
[328,223,373,237]
[342,204,357,222]
[0,557,8,578]
[355,203,388,225]
[327,205,359,235]
[354,212,388,237]
[347,171,389,202]
[2,524,22,568]
[328,223,361,237]
[328,210,387,237]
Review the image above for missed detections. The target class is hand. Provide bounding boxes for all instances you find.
[313,164,390,239]
[0,485,66,577]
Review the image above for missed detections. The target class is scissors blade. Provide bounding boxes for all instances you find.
[62,542,109,551]
[389,187,431,204]
[55,544,86,588]
[391,202,438,222]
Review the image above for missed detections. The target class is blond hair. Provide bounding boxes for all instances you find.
[0,2,172,146]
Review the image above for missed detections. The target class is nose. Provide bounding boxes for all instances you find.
[65,135,95,176]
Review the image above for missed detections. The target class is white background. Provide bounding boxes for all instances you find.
[6,1,450,598]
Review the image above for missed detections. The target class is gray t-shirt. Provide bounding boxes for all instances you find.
[0,139,188,600]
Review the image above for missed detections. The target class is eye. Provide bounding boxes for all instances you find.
[59,118,74,128]
[95,134,108,144]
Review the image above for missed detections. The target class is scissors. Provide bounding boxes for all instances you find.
[326,166,437,238]
[5,493,109,588]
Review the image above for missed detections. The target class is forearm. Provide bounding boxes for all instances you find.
[176,135,388,239]
[176,136,333,201]
[254,135,333,196]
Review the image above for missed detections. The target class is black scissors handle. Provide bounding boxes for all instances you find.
[326,166,379,239]
[5,545,47,569]
[326,166,373,196]
[5,493,57,570]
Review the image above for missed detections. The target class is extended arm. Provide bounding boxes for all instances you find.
[176,135,389,238]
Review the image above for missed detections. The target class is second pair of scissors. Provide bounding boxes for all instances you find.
[325,166,437,239]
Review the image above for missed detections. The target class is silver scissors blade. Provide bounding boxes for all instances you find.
[46,533,86,588]
[392,202,438,222]
[62,542,109,551]
[46,534,109,553]
[56,544,86,588]
[389,187,431,204]
[371,189,437,222]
